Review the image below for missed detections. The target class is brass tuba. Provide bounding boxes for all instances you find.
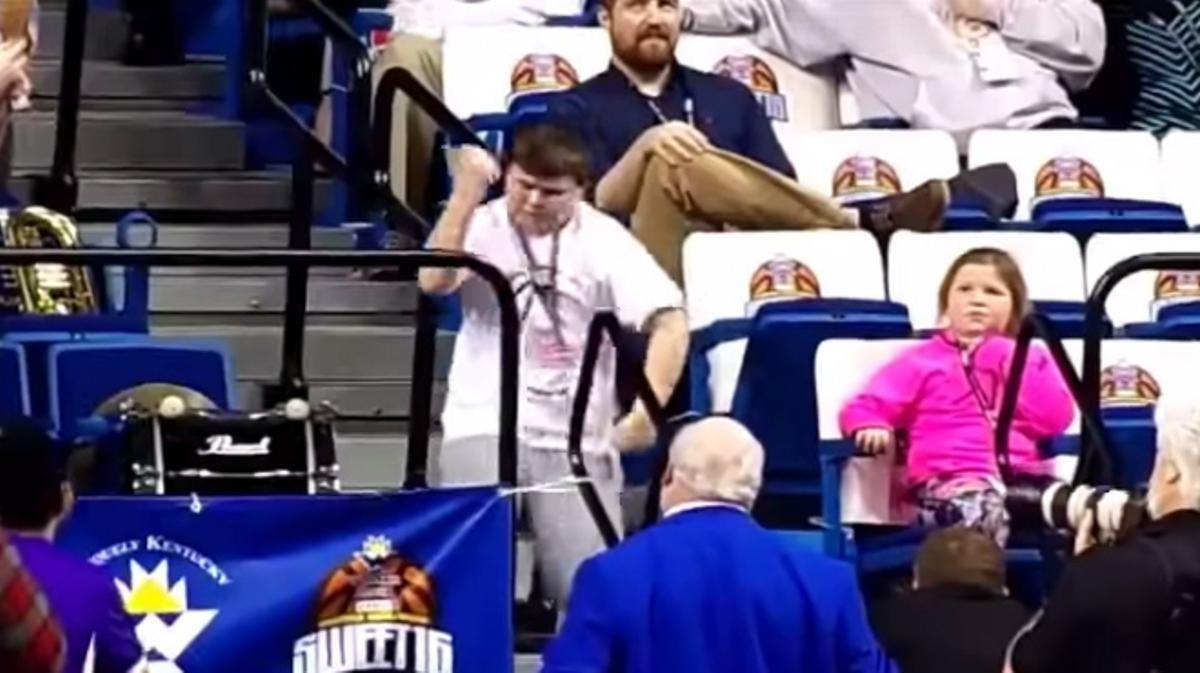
[0,207,100,315]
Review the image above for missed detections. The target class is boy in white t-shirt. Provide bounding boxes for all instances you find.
[419,123,688,608]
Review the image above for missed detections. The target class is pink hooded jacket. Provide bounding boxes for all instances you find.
[839,331,1075,487]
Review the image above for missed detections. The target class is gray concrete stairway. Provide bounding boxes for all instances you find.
[22,4,435,490]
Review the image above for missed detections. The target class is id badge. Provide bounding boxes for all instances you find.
[524,325,579,406]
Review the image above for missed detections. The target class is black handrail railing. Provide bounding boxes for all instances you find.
[0,248,520,489]
[995,313,1112,486]
[568,313,669,548]
[1082,252,1200,484]
[35,0,88,213]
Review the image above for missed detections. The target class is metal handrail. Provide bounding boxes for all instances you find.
[994,313,1112,487]
[568,312,668,548]
[35,0,88,213]
[1081,252,1200,484]
[0,248,520,488]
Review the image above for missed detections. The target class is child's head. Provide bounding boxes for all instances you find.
[913,527,1007,596]
[937,248,1029,339]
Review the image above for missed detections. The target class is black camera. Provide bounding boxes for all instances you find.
[1006,479,1149,541]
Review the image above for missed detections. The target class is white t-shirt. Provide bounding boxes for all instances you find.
[441,198,683,453]
[388,0,586,39]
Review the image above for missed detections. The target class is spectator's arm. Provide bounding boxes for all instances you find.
[1012,346,1075,439]
[607,224,687,449]
[833,564,899,673]
[594,133,651,216]
[540,558,618,673]
[838,347,925,437]
[994,0,1106,91]
[734,84,795,178]
[0,532,65,673]
[681,0,848,67]
[418,147,497,295]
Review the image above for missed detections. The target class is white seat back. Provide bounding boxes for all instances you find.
[683,230,884,411]
[816,339,918,525]
[778,130,960,204]
[967,130,1163,220]
[887,231,1085,331]
[441,26,840,132]
[1161,131,1200,225]
[1085,233,1200,328]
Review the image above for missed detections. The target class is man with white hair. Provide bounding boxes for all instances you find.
[541,416,896,673]
[1006,402,1200,673]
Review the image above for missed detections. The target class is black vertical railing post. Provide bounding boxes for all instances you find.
[568,313,668,548]
[243,0,269,119]
[265,151,315,407]
[404,293,438,489]
[37,0,88,213]
[996,313,1112,486]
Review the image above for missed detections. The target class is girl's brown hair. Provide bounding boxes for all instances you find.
[936,247,1030,336]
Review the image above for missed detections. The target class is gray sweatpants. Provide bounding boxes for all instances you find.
[435,435,623,610]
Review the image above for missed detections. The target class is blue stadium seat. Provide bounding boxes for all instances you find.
[48,340,234,439]
[714,301,911,504]
[0,343,30,419]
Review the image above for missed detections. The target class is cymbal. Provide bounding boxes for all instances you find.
[94,383,218,417]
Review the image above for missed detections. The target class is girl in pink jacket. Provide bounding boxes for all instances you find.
[839,248,1074,545]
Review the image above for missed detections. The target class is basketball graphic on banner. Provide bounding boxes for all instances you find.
[295,536,454,673]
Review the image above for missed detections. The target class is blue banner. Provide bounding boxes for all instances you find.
[58,488,514,673]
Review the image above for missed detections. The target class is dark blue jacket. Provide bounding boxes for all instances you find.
[541,506,897,673]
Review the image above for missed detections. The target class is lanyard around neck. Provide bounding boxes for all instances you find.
[645,94,694,127]
[510,212,576,346]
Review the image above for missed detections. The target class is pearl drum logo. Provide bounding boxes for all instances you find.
[832,156,903,203]
[1033,157,1105,206]
[89,535,231,673]
[507,54,580,105]
[712,55,788,122]
[1099,363,1161,408]
[745,255,820,316]
[293,536,453,673]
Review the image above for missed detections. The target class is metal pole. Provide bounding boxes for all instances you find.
[39,0,89,213]
[404,293,438,489]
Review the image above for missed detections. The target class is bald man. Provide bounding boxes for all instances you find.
[542,417,896,673]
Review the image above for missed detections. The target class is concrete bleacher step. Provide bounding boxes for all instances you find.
[13,111,244,170]
[148,277,417,313]
[30,61,223,102]
[8,170,332,215]
[234,380,447,419]
[154,325,454,381]
[334,432,432,491]
[79,223,356,249]
[35,5,128,62]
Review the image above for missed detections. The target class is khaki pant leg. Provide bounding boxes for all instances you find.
[372,34,444,216]
[630,149,855,284]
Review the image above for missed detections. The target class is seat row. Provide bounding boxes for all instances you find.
[684,229,1200,411]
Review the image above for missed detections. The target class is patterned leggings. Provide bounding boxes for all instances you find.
[915,476,1011,547]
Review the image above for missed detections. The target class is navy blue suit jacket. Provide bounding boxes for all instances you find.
[541,506,897,673]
